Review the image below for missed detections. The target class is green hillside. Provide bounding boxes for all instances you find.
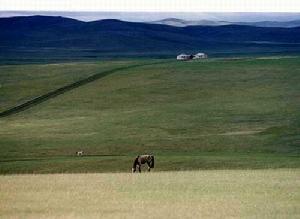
[0,60,140,112]
[0,57,299,173]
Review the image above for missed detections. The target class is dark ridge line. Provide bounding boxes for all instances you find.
[0,60,172,118]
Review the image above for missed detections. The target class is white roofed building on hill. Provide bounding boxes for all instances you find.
[176,54,192,60]
[193,52,208,59]
[177,53,207,61]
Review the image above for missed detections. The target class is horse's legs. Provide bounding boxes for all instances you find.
[138,165,141,173]
[147,162,151,172]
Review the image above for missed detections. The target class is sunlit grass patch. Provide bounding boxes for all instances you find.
[0,169,299,218]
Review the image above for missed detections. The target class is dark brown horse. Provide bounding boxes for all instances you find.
[132,155,154,173]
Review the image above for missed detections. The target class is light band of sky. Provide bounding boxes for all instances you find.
[1,0,300,12]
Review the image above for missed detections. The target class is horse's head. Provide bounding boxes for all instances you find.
[150,155,154,168]
[132,156,139,173]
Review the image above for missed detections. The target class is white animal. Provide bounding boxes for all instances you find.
[76,151,84,156]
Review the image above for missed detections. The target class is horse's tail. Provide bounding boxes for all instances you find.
[151,155,154,168]
[132,156,139,168]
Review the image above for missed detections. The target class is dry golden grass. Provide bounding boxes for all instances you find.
[1,169,299,219]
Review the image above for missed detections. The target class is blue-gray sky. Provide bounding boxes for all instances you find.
[1,0,299,12]
[1,11,300,22]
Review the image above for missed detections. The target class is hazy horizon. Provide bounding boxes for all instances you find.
[1,11,300,22]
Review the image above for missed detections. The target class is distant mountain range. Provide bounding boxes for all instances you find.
[1,16,300,60]
[150,18,300,28]
[150,18,231,27]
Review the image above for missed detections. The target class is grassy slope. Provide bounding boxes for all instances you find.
[0,60,140,112]
[0,57,299,173]
[0,170,299,218]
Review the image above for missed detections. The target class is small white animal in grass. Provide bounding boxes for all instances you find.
[76,151,84,156]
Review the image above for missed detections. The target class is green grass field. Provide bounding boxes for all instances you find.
[0,57,299,173]
[1,169,299,218]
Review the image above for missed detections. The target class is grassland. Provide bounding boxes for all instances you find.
[0,60,141,112]
[0,169,299,218]
[0,57,299,173]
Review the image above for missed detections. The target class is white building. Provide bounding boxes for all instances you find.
[193,52,208,59]
[176,54,192,60]
[177,53,207,61]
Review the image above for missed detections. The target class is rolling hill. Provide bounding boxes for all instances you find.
[1,15,300,61]
[150,18,231,27]
[151,18,300,28]
[236,20,300,28]
[0,58,299,173]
